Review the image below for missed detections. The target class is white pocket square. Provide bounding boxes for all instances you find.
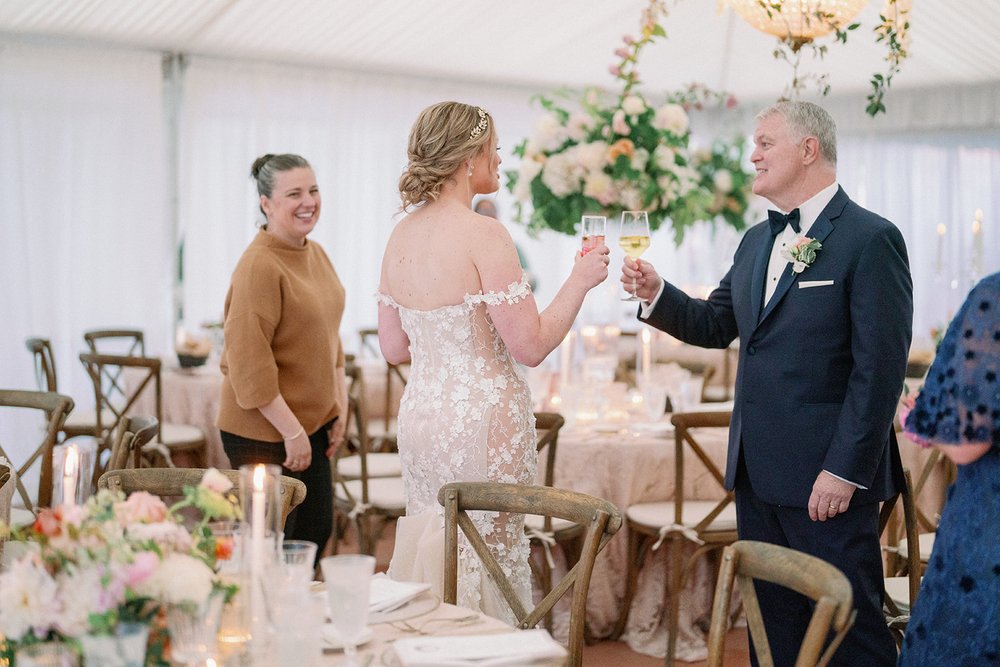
[799,280,834,288]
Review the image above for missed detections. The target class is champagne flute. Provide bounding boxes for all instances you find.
[619,211,651,301]
[580,215,607,255]
[321,554,375,665]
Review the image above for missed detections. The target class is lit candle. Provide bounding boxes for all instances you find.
[640,328,652,387]
[935,223,947,275]
[62,444,79,507]
[972,209,984,277]
[559,331,574,390]
[250,464,266,628]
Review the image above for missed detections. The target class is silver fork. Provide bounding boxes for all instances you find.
[389,614,482,635]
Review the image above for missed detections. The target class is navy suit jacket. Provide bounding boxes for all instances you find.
[644,187,912,506]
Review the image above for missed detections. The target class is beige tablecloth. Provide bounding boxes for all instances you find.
[541,423,731,661]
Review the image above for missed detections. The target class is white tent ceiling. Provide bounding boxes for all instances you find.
[2,0,998,104]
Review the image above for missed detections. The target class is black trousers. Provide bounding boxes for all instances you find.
[734,452,896,667]
[220,420,334,564]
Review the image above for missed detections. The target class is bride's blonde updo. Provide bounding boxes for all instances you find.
[398,102,494,208]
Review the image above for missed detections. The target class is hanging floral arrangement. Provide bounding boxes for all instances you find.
[505,0,753,244]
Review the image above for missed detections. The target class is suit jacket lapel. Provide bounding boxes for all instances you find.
[757,188,845,326]
[750,229,772,323]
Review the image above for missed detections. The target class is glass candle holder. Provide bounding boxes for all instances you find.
[52,440,97,506]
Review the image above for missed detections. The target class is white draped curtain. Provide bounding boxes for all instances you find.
[2,38,999,471]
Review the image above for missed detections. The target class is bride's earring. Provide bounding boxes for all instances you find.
[467,163,473,177]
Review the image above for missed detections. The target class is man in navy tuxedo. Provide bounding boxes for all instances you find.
[622,101,911,665]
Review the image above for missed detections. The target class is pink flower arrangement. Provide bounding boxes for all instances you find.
[0,468,240,655]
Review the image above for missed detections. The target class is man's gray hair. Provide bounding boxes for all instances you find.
[756,101,837,166]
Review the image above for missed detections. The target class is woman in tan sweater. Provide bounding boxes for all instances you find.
[218,153,347,557]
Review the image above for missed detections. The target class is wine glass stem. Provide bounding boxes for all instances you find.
[632,276,638,298]
[344,642,358,665]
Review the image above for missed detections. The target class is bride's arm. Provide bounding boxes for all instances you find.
[377,246,412,365]
[475,220,608,367]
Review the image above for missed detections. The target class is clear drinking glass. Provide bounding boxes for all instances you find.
[165,592,224,664]
[321,554,375,666]
[619,211,651,301]
[580,215,607,255]
[15,642,78,667]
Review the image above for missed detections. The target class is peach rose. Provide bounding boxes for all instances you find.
[115,491,169,524]
[608,138,635,162]
[200,467,234,494]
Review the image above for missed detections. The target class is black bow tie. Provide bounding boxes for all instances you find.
[768,208,801,235]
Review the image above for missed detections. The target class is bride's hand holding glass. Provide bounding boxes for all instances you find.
[572,240,610,289]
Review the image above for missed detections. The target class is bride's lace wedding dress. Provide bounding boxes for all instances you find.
[377,274,537,624]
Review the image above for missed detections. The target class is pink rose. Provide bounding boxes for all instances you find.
[200,467,234,494]
[726,95,739,109]
[125,551,160,587]
[612,109,630,136]
[608,65,621,77]
[115,491,169,524]
[614,47,630,59]
[32,508,62,537]
[623,34,635,45]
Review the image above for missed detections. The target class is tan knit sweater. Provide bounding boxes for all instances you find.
[217,230,346,441]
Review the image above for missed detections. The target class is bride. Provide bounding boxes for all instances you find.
[377,101,609,622]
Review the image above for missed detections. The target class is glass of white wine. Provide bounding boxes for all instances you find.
[619,211,650,301]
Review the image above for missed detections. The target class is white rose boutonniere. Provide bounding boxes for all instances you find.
[781,235,822,273]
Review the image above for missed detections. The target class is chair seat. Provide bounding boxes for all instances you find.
[335,477,406,510]
[897,532,935,562]
[155,422,205,450]
[524,513,579,535]
[337,453,402,478]
[884,575,921,613]
[63,407,115,433]
[626,500,738,532]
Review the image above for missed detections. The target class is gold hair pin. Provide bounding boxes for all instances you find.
[469,107,488,139]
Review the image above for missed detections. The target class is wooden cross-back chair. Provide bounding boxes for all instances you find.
[707,540,856,667]
[331,358,404,555]
[79,353,206,479]
[105,415,162,472]
[357,327,407,451]
[0,389,74,515]
[83,329,145,408]
[611,410,737,666]
[25,337,103,440]
[524,412,587,631]
[0,462,13,559]
[877,468,922,646]
[438,482,622,667]
[98,468,306,529]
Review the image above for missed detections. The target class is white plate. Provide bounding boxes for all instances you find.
[321,625,374,650]
[631,421,674,435]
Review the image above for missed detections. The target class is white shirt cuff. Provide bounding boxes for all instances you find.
[823,470,867,490]
[639,280,666,319]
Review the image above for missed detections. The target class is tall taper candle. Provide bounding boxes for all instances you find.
[62,444,79,507]
[935,223,947,276]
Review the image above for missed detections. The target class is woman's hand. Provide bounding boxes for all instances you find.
[571,243,610,289]
[283,430,311,472]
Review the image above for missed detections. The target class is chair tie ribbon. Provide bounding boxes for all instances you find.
[347,501,371,521]
[525,527,558,569]
[651,523,705,551]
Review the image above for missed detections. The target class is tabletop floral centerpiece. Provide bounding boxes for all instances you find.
[506,0,753,243]
[0,468,240,666]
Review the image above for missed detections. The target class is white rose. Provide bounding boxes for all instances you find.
[534,113,567,152]
[514,159,543,202]
[653,145,676,171]
[583,171,616,205]
[631,148,649,172]
[566,112,593,142]
[616,182,643,211]
[575,141,609,171]
[713,169,734,193]
[136,553,214,605]
[541,152,581,198]
[200,467,233,494]
[0,556,61,640]
[653,103,689,135]
[622,95,646,116]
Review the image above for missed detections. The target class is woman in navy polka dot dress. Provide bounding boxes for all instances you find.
[899,271,1000,666]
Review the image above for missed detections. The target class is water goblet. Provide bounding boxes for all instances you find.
[320,554,375,666]
[619,211,651,301]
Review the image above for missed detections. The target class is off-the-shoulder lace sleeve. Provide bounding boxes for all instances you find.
[465,272,532,307]
[375,291,399,308]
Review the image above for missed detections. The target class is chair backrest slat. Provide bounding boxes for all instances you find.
[0,389,74,510]
[438,481,621,667]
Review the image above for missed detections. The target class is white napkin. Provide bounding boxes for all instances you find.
[368,574,431,613]
[393,629,567,666]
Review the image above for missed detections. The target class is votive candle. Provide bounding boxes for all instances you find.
[62,444,79,507]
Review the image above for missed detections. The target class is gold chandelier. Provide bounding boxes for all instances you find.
[722,0,868,49]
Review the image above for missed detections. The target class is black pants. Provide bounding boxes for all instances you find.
[220,420,334,564]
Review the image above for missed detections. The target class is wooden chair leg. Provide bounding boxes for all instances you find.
[610,526,648,640]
